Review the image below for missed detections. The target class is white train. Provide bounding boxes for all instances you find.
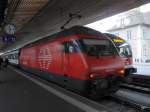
[2,49,19,65]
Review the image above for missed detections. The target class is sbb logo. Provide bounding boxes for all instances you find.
[38,47,52,70]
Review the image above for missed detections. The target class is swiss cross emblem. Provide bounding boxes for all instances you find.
[38,47,52,70]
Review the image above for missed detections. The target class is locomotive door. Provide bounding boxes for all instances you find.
[62,42,71,84]
[63,41,82,76]
[63,41,81,86]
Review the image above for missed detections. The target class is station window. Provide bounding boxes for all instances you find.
[127,30,131,40]
[143,29,145,38]
[120,18,125,26]
[135,58,140,63]
[145,59,150,63]
[143,45,147,56]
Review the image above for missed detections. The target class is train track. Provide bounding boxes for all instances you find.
[89,83,150,111]
[109,97,150,112]
[97,74,150,112]
[121,83,150,94]
[111,86,150,111]
[98,97,142,112]
[127,74,150,88]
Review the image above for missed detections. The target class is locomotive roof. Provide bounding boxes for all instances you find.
[61,25,102,36]
[103,33,129,47]
[103,33,124,40]
[23,26,103,48]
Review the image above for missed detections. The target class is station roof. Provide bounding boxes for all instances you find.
[0,0,150,52]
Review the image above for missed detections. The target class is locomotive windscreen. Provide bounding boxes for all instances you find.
[119,44,132,57]
[103,33,132,57]
[80,39,117,57]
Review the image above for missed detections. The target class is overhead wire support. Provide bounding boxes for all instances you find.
[60,13,82,30]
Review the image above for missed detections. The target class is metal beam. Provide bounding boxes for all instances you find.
[2,0,150,52]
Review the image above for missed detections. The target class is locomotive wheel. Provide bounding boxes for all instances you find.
[125,76,133,84]
[88,88,100,100]
[109,76,123,92]
[88,79,108,100]
[125,70,132,77]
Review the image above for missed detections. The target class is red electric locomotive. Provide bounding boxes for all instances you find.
[18,26,125,98]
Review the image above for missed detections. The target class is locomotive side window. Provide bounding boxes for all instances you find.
[119,45,132,57]
[63,41,80,53]
[80,39,117,57]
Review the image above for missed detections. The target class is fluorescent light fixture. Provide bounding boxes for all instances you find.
[0,53,4,56]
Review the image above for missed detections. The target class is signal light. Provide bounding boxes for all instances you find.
[125,61,129,65]
[125,59,130,65]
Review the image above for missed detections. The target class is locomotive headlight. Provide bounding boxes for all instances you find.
[89,73,97,79]
[118,69,125,76]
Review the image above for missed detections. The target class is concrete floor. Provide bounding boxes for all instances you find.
[0,68,84,112]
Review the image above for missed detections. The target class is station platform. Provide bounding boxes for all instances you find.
[0,67,112,112]
[133,65,150,76]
